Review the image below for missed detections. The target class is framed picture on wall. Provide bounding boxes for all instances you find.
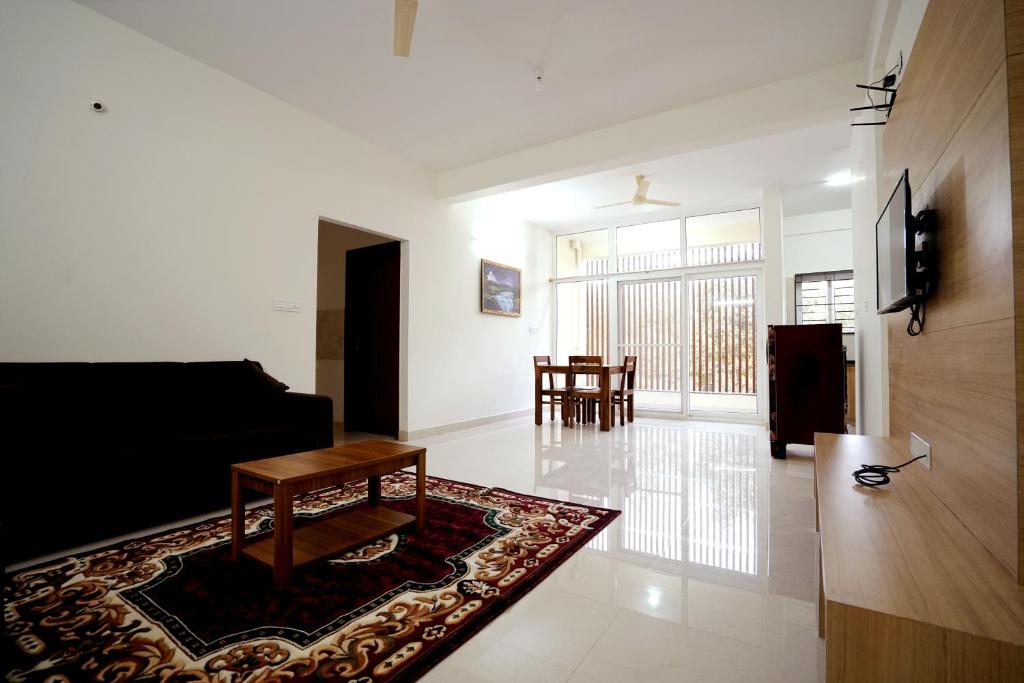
[480,259,522,317]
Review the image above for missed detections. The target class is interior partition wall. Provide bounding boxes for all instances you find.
[553,210,767,422]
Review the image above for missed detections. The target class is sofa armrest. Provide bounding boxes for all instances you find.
[277,392,334,448]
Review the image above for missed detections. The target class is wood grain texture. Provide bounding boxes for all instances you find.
[1011,50,1024,588]
[845,364,856,427]
[826,602,1024,682]
[231,440,428,585]
[882,0,1005,192]
[1008,0,1024,58]
[888,317,1017,575]
[894,65,1013,334]
[232,440,424,485]
[815,434,1024,644]
[815,434,1024,682]
[883,0,1018,578]
[242,506,415,568]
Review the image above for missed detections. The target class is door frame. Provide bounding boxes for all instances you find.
[317,216,409,439]
[683,266,766,423]
[615,275,685,413]
[559,261,767,424]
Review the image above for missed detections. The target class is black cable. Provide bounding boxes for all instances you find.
[907,301,925,336]
[852,454,927,487]
[865,52,902,110]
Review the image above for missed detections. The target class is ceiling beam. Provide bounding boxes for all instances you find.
[436,60,863,203]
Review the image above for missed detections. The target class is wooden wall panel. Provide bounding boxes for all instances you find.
[898,66,1014,334]
[882,0,1005,192]
[883,0,1018,578]
[1008,0,1024,58]
[888,317,1017,573]
[1009,48,1024,580]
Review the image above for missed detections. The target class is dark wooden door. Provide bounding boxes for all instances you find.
[344,241,400,436]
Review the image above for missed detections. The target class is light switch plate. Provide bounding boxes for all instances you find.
[910,432,931,469]
[272,298,302,313]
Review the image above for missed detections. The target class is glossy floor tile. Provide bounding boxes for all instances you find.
[417,417,824,683]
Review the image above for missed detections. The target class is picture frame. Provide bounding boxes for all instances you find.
[480,259,522,317]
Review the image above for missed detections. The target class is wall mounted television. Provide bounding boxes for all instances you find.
[875,169,937,333]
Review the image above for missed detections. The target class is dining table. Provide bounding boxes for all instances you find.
[533,363,625,432]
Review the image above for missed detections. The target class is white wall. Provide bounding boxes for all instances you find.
[783,208,855,359]
[783,210,854,289]
[0,0,553,434]
[849,0,929,436]
[762,187,786,326]
[783,209,854,293]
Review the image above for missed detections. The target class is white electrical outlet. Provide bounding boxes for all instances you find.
[272,298,302,313]
[910,432,931,469]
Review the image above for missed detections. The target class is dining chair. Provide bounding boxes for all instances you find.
[567,355,602,425]
[533,356,570,425]
[611,355,638,425]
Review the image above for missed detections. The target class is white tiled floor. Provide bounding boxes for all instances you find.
[412,416,824,683]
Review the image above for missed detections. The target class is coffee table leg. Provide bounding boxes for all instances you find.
[273,483,293,586]
[416,451,426,533]
[231,470,243,561]
[368,475,381,506]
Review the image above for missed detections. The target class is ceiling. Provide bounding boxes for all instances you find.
[77,0,873,171]
[481,120,853,232]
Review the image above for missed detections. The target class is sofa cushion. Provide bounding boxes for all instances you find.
[243,359,290,393]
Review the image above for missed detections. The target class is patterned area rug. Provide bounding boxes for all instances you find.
[3,473,619,682]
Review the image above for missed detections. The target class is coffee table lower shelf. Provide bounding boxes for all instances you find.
[240,505,415,569]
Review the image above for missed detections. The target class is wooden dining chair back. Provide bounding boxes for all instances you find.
[534,356,569,424]
[568,355,602,388]
[612,355,638,426]
[567,361,606,427]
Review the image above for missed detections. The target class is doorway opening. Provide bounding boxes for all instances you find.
[315,219,402,440]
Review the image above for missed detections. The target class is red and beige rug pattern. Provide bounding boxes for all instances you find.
[3,473,619,682]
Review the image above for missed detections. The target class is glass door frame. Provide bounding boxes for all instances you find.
[615,275,686,413]
[552,210,767,424]
[682,266,766,423]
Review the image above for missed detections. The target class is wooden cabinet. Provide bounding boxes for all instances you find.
[815,434,1024,681]
[767,324,846,458]
[845,362,855,428]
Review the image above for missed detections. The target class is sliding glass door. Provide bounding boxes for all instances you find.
[553,210,766,422]
[685,270,762,418]
[617,277,683,410]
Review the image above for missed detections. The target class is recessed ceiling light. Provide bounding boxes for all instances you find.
[826,170,854,186]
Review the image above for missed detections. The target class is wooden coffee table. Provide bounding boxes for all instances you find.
[231,440,426,585]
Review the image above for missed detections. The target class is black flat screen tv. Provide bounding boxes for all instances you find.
[876,169,916,313]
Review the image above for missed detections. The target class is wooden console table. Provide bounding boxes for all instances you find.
[814,433,1024,681]
[231,440,426,585]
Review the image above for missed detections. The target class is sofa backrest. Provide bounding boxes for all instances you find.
[0,360,288,433]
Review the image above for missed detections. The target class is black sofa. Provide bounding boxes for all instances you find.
[0,360,333,563]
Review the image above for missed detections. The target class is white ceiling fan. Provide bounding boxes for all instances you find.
[393,0,418,57]
[595,175,681,209]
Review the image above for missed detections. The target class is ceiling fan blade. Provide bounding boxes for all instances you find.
[394,0,418,57]
[633,175,650,202]
[642,198,681,207]
[594,201,633,209]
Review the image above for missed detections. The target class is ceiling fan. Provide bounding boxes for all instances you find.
[393,0,418,57]
[595,175,681,209]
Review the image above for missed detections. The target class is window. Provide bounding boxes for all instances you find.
[556,229,608,278]
[555,281,608,362]
[685,209,762,266]
[795,271,855,333]
[616,219,681,272]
